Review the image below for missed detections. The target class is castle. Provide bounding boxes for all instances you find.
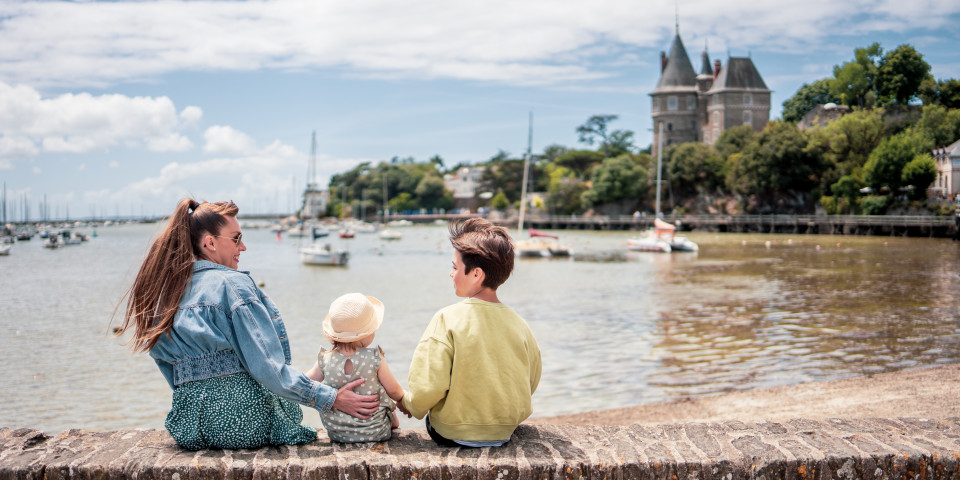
[650,28,771,155]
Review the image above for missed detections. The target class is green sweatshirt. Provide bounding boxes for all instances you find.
[402,298,541,441]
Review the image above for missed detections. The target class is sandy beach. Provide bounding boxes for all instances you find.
[530,364,960,426]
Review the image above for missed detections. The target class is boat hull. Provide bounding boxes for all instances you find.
[299,245,349,266]
[626,237,671,253]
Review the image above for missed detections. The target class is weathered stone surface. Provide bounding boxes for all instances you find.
[4,418,960,479]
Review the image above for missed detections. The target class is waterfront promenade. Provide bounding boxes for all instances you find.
[379,213,960,238]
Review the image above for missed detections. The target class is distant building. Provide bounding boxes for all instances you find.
[932,139,960,198]
[650,28,771,155]
[443,166,486,211]
[301,183,328,219]
[797,103,852,130]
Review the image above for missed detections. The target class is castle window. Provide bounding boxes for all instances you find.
[688,97,696,110]
[668,96,677,111]
[743,111,752,125]
[667,123,673,131]
[713,128,720,140]
[713,111,719,126]
[744,93,752,105]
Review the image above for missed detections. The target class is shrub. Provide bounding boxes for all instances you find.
[860,195,890,215]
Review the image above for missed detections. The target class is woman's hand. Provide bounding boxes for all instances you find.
[332,378,380,419]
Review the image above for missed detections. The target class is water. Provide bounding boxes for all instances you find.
[1,223,959,434]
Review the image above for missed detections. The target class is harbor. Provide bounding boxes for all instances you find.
[2,221,959,435]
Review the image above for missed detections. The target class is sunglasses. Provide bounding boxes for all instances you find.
[214,233,243,245]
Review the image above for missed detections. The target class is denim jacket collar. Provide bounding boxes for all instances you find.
[193,259,250,275]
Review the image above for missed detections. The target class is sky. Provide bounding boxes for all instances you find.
[1,0,959,220]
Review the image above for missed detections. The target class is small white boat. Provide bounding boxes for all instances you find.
[387,219,414,227]
[43,235,63,249]
[0,244,11,255]
[626,234,672,253]
[299,243,349,266]
[60,230,84,245]
[339,228,355,239]
[515,229,574,258]
[378,228,403,240]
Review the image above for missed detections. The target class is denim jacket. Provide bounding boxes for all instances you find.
[149,260,336,412]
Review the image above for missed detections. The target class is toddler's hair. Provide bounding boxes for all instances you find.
[448,218,514,289]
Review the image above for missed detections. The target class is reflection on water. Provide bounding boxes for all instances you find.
[1,224,958,433]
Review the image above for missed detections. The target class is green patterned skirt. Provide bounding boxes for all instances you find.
[165,372,317,450]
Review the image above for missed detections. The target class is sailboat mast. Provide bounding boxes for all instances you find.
[517,111,533,237]
[656,121,663,218]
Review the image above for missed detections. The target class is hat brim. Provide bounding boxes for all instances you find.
[322,295,384,342]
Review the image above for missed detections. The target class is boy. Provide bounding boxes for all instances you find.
[401,218,542,447]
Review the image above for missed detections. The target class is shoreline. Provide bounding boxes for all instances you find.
[529,363,960,426]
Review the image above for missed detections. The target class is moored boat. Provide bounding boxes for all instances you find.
[378,228,402,240]
[299,243,349,266]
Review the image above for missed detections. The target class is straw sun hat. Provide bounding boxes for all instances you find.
[322,293,384,343]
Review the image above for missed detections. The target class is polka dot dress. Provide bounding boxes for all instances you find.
[165,372,317,450]
[317,346,395,443]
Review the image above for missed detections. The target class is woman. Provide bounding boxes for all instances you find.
[116,199,378,450]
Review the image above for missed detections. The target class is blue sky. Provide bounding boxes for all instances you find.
[1,0,959,220]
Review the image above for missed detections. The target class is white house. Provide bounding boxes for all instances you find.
[932,139,960,198]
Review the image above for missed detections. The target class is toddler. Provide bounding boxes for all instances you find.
[306,293,405,443]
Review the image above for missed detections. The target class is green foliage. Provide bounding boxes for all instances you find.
[804,108,884,194]
[727,122,823,196]
[714,125,757,159]
[877,44,931,105]
[860,195,890,215]
[576,115,636,157]
[666,142,725,194]
[782,79,838,123]
[831,43,882,107]
[864,131,927,191]
[820,196,838,214]
[909,104,960,148]
[830,175,863,213]
[901,153,936,199]
[414,175,448,209]
[555,149,605,178]
[545,166,588,214]
[481,157,526,203]
[581,154,647,208]
[490,190,510,210]
[387,192,416,212]
[541,144,569,163]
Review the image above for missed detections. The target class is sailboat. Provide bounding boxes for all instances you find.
[514,113,574,258]
[626,123,699,253]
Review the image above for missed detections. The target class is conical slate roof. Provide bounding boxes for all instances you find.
[700,50,713,76]
[656,34,697,89]
[709,57,769,91]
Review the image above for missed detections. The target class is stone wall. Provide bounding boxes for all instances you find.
[3,418,960,479]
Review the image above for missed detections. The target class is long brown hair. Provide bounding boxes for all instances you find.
[116,199,239,352]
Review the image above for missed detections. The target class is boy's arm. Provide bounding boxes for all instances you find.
[376,358,406,403]
[402,336,454,419]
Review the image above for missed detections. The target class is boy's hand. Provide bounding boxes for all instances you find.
[395,394,413,418]
[333,379,379,419]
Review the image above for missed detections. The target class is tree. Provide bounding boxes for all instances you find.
[901,153,936,200]
[804,108,885,194]
[554,149,605,178]
[581,154,647,208]
[481,158,525,203]
[727,121,824,197]
[490,190,510,210]
[541,144,570,163]
[714,125,757,159]
[782,79,838,123]
[414,175,448,209]
[863,131,926,191]
[545,166,588,214]
[830,175,863,213]
[909,104,960,148]
[666,143,725,194]
[877,44,931,105]
[830,43,882,107]
[576,115,636,157]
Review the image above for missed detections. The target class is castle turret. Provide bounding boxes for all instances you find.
[703,56,771,144]
[650,32,699,156]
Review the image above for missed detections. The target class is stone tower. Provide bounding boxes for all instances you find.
[651,30,771,155]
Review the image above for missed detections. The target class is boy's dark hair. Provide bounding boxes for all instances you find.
[449,218,515,289]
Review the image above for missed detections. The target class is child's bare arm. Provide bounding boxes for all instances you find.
[377,359,406,403]
[305,360,324,382]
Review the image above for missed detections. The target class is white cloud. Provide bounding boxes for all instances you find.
[32,166,41,175]
[203,125,257,155]
[77,163,86,172]
[180,106,203,126]
[108,161,119,168]
[1,0,956,89]
[0,81,197,161]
